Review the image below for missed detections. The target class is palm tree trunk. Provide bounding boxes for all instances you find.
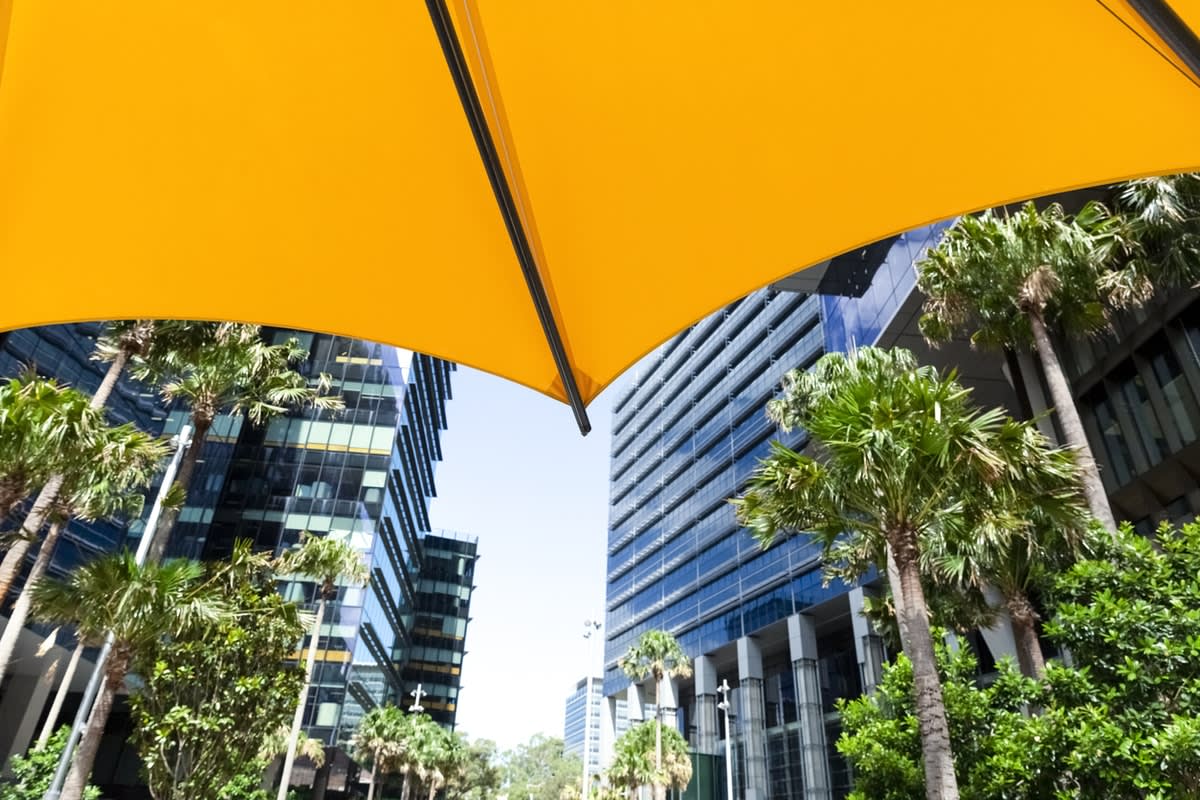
[0,520,65,686]
[402,771,413,800]
[0,476,29,527]
[0,351,128,599]
[886,539,959,800]
[1026,310,1117,532]
[277,595,327,800]
[145,416,211,564]
[654,674,664,800]
[37,639,85,749]
[60,650,129,800]
[1006,591,1046,680]
[0,473,63,600]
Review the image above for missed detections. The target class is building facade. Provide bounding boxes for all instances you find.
[0,327,477,795]
[564,676,604,773]
[602,210,1200,800]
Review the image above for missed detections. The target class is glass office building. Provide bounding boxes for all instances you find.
[564,676,604,772]
[402,531,478,727]
[602,223,997,800]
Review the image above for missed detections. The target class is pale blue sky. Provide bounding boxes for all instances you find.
[429,366,631,749]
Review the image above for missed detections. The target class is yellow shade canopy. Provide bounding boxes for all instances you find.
[2,0,1199,432]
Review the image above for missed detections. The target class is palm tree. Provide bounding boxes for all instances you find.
[0,375,79,526]
[259,724,326,792]
[0,320,202,599]
[274,531,369,800]
[0,382,115,600]
[1115,173,1200,289]
[0,421,168,686]
[932,498,1096,680]
[132,323,342,563]
[30,553,228,800]
[733,347,1080,800]
[605,721,691,800]
[350,705,409,800]
[916,201,1132,531]
[618,629,691,800]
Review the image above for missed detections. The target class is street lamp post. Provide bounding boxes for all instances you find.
[42,426,194,800]
[717,679,735,800]
[581,619,601,800]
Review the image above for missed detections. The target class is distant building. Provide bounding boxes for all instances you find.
[564,677,604,773]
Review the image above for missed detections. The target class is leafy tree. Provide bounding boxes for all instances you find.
[501,735,581,800]
[29,554,230,800]
[273,531,369,800]
[618,630,691,800]
[131,323,342,562]
[0,420,168,687]
[0,727,100,800]
[604,722,691,800]
[1034,522,1200,797]
[350,705,409,800]
[838,522,1200,799]
[734,347,1080,800]
[837,640,1044,800]
[444,737,502,800]
[129,542,308,800]
[916,201,1130,531]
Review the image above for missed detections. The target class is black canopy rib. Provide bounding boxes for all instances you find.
[424,0,592,435]
[1127,0,1200,82]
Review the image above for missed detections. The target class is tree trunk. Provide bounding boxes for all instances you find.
[0,520,65,686]
[0,351,129,598]
[0,473,63,600]
[1026,310,1117,532]
[886,539,960,800]
[654,672,664,800]
[1006,591,1046,680]
[0,475,29,527]
[37,640,85,749]
[277,596,327,800]
[145,416,211,564]
[402,771,412,800]
[60,650,129,800]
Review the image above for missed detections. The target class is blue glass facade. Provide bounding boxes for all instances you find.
[604,289,826,692]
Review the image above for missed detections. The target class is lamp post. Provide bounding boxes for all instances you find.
[43,425,193,800]
[717,679,735,800]
[581,619,601,800]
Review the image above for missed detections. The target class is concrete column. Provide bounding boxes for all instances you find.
[848,588,884,694]
[1016,351,1057,442]
[600,694,617,768]
[0,666,55,772]
[736,637,768,800]
[693,655,719,755]
[980,586,1020,667]
[659,676,679,732]
[788,615,832,800]
[626,681,645,724]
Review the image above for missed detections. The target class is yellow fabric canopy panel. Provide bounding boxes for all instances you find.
[2,0,1199,432]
